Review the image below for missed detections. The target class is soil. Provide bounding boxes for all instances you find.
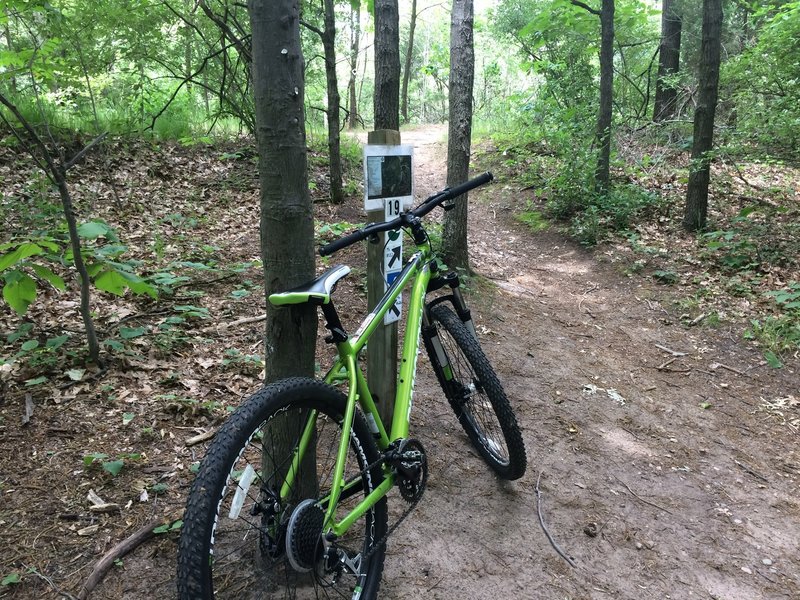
[1,125,798,600]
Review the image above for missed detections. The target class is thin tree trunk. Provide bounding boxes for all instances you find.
[322,0,343,203]
[3,14,16,93]
[401,0,417,124]
[684,0,722,232]
[443,0,475,272]
[595,0,614,193]
[347,0,361,129]
[653,0,682,122]
[247,0,316,381]
[374,0,400,130]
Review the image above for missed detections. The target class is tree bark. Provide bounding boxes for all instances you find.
[401,0,418,124]
[653,0,682,122]
[443,0,475,272]
[684,0,722,232]
[247,0,317,381]
[595,0,614,193]
[347,0,361,129]
[322,0,343,203]
[374,0,400,130]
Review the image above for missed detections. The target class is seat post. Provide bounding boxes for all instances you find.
[321,301,348,344]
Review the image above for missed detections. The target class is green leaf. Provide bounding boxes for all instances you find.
[103,339,125,351]
[46,335,69,350]
[84,452,108,467]
[93,270,127,296]
[77,221,112,239]
[764,351,783,369]
[1,573,21,586]
[24,375,48,386]
[699,402,712,410]
[122,412,135,425]
[102,460,125,476]
[30,263,66,290]
[0,243,43,271]
[153,519,183,534]
[2,272,37,314]
[7,323,33,343]
[21,339,40,351]
[119,326,148,339]
[65,368,85,381]
[95,269,157,299]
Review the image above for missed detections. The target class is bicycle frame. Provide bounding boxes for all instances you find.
[280,238,435,539]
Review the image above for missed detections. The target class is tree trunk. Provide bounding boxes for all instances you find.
[443,0,474,272]
[374,0,400,130]
[401,0,418,124]
[322,0,343,203]
[247,0,317,381]
[684,0,722,232]
[595,0,614,193]
[347,0,361,129]
[653,0,682,122]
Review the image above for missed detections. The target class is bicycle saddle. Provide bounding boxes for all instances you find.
[268,264,351,306]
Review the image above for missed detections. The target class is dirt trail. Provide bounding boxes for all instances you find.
[377,126,800,599]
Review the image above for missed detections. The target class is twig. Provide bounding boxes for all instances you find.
[186,429,217,447]
[577,283,599,313]
[689,313,707,326]
[710,362,747,377]
[535,472,576,568]
[734,459,768,483]
[655,344,687,357]
[656,357,678,371]
[22,393,34,425]
[200,314,267,334]
[77,512,181,600]
[613,475,673,515]
[20,563,79,600]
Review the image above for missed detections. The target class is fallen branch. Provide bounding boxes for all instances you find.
[710,362,747,377]
[734,459,768,483]
[656,357,678,371]
[613,475,673,515]
[655,344,687,357]
[77,512,181,600]
[201,314,267,334]
[186,428,217,447]
[535,472,576,568]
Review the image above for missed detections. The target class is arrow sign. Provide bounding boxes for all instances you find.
[388,245,401,269]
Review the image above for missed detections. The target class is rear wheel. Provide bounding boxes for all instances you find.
[424,304,527,480]
[177,377,388,599]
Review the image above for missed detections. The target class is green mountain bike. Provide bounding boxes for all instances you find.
[177,172,527,599]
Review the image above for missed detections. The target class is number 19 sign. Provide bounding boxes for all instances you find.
[364,145,414,325]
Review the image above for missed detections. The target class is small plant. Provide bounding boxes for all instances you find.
[222,348,264,375]
[83,452,142,476]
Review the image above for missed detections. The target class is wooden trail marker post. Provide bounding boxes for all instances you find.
[364,129,414,425]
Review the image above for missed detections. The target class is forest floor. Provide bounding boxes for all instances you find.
[0,125,799,599]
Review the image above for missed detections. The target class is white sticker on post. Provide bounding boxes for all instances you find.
[363,145,414,212]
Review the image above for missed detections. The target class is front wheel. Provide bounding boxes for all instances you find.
[424,304,527,480]
[177,377,388,599]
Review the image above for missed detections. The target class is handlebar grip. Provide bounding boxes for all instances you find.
[319,229,366,256]
[442,171,493,202]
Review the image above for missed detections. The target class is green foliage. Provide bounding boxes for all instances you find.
[746,281,800,363]
[0,219,156,316]
[724,2,800,157]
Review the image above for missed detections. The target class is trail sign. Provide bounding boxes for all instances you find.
[383,198,403,324]
[363,145,414,211]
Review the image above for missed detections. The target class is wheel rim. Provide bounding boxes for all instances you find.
[206,405,378,599]
[437,326,512,467]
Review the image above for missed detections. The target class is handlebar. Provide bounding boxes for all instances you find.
[319,171,493,256]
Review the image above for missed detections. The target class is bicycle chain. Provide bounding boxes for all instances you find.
[340,449,423,563]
